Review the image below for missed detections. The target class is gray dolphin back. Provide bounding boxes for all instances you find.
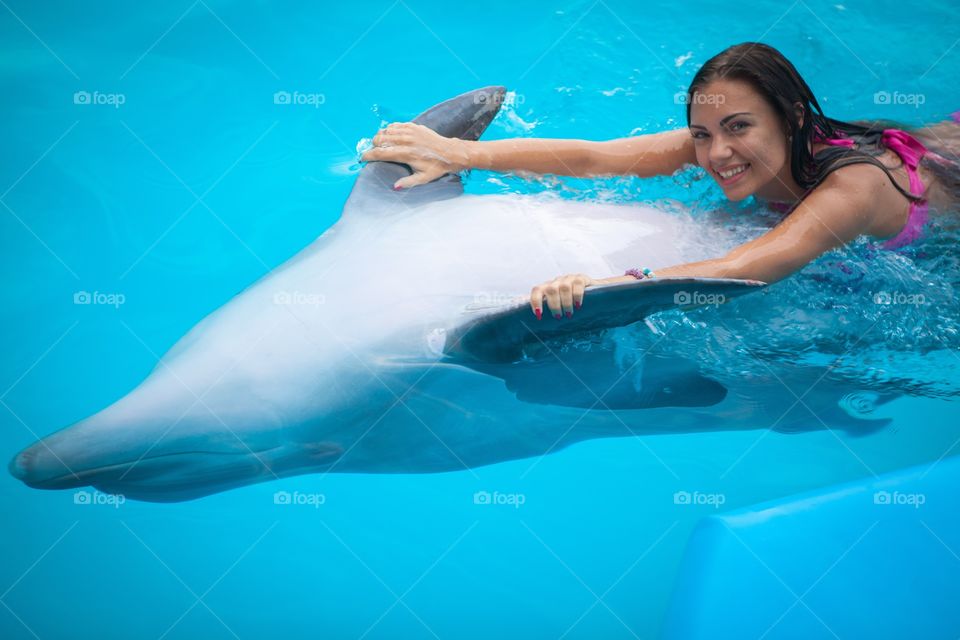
[345,86,507,211]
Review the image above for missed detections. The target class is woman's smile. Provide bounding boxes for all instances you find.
[715,162,751,186]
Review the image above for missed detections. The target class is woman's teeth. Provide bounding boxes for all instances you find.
[718,164,749,179]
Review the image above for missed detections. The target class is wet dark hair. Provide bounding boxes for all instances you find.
[685,42,959,205]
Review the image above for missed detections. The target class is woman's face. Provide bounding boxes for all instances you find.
[688,79,797,202]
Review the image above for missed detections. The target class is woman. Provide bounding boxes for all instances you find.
[361,42,960,320]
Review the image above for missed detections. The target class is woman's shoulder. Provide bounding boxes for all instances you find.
[813,160,889,196]
[810,160,909,239]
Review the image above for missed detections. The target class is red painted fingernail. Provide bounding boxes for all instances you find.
[565,311,572,318]
[534,308,542,320]
[393,185,403,191]
[574,302,581,310]
[554,313,561,320]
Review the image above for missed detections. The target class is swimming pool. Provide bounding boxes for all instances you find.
[2,1,959,638]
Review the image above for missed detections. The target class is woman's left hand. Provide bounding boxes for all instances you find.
[529,273,605,320]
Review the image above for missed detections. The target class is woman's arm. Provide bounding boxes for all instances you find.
[466,127,697,178]
[530,164,881,318]
[362,123,696,189]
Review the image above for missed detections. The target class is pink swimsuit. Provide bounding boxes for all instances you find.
[767,120,958,248]
[811,127,930,249]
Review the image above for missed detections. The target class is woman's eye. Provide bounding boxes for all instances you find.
[690,131,707,139]
[729,121,748,132]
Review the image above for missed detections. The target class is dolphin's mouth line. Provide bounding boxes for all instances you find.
[31,448,271,488]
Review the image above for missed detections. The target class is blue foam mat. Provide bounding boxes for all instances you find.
[661,456,960,640]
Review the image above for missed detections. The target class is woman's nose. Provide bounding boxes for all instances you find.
[708,137,734,165]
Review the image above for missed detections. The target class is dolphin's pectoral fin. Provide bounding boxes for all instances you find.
[438,278,754,410]
[443,277,766,364]
[467,348,727,410]
[345,86,507,212]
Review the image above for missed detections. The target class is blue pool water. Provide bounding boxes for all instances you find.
[2,1,959,638]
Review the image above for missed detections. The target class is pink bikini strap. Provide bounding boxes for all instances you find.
[876,129,929,249]
[812,127,927,199]
[811,125,855,147]
[809,125,930,250]
[880,129,927,198]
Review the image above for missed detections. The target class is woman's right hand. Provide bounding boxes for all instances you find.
[361,122,471,190]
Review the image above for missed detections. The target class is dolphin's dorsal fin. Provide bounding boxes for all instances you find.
[443,277,767,364]
[344,86,507,213]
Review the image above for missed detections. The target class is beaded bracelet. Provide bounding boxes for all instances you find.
[624,267,655,280]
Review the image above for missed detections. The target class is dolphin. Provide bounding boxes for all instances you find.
[8,87,889,502]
